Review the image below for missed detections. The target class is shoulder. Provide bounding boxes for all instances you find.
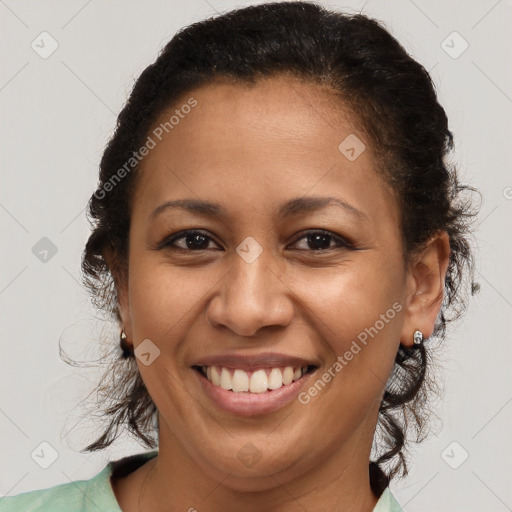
[0,473,98,512]
[372,487,403,512]
[0,451,158,512]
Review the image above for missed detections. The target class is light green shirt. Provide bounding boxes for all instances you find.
[0,451,402,511]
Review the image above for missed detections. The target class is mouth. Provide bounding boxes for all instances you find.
[192,364,317,393]
[190,355,319,416]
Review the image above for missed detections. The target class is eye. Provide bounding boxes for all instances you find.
[289,230,353,251]
[159,229,352,252]
[160,230,221,251]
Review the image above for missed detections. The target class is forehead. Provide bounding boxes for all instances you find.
[132,75,399,227]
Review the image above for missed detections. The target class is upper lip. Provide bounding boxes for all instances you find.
[191,352,319,371]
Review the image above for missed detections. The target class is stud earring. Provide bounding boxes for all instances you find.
[120,328,133,358]
[413,330,423,346]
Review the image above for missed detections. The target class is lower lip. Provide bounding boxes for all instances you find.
[193,368,317,416]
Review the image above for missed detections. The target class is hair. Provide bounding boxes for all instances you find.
[75,0,478,485]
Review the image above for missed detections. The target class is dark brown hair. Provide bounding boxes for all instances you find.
[73,1,477,482]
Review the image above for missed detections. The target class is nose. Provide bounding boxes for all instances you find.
[205,248,294,337]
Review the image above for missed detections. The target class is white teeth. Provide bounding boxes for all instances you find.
[268,368,283,389]
[282,366,294,385]
[201,364,310,393]
[249,369,268,393]
[220,367,232,390]
[211,366,221,386]
[232,369,249,392]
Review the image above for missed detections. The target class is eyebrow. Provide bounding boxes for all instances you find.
[149,196,367,222]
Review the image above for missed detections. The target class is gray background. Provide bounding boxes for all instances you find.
[1,1,511,510]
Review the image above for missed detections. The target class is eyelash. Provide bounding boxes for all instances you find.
[159,229,354,253]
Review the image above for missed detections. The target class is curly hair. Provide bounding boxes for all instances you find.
[73,0,478,484]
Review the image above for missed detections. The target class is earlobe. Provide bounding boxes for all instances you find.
[400,232,451,347]
[116,285,132,341]
[102,244,133,343]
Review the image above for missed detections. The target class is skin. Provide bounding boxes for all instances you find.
[106,75,450,512]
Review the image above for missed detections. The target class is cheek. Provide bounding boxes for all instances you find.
[127,253,209,343]
[290,261,404,430]
[289,255,405,346]
[290,254,405,414]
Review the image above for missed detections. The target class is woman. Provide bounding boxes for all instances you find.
[0,1,476,511]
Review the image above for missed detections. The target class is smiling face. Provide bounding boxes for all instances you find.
[113,74,444,498]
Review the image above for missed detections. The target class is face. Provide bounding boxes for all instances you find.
[114,75,442,493]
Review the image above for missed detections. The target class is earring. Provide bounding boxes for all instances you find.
[413,330,423,346]
[120,328,133,358]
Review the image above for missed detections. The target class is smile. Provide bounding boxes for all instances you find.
[192,362,319,416]
[196,365,312,393]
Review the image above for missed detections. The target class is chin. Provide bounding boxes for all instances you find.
[195,443,307,492]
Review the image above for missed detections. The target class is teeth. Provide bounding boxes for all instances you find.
[250,369,268,393]
[268,368,283,389]
[200,365,309,393]
[232,369,249,392]
[220,367,232,390]
[211,366,221,386]
[282,366,294,385]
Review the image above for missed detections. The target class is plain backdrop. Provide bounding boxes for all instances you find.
[1,1,511,510]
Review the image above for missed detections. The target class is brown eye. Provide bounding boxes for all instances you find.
[159,229,353,253]
[289,230,353,251]
[160,230,221,251]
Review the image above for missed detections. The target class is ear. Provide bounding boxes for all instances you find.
[103,244,133,346]
[400,231,451,348]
